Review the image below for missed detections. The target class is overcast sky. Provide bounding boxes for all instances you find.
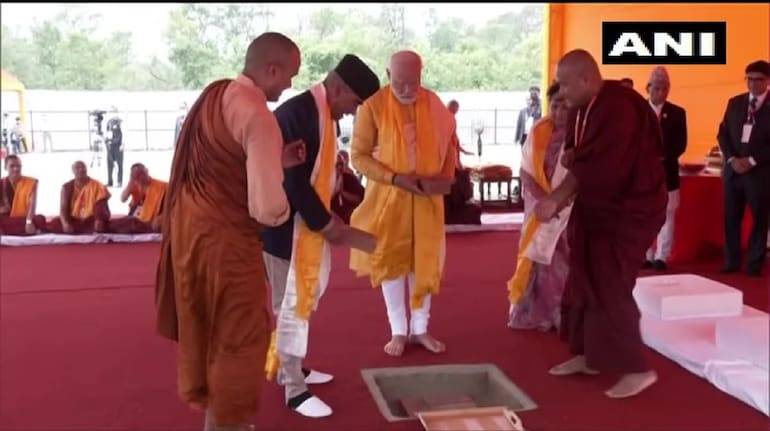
[1,2,534,59]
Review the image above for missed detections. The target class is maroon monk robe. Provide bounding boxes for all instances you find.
[47,180,111,234]
[107,217,157,234]
[561,80,667,373]
[107,199,164,234]
[0,177,47,235]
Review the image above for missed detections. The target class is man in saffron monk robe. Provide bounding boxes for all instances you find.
[155,32,305,431]
[48,160,111,234]
[0,155,47,235]
[109,163,168,234]
[349,50,458,357]
[262,54,380,418]
[535,50,667,399]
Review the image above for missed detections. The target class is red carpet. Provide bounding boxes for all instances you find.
[0,233,768,431]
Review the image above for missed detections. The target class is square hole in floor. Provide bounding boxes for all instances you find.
[360,363,537,422]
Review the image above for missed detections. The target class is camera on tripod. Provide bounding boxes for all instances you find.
[89,110,106,136]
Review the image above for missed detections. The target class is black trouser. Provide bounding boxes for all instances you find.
[107,143,124,186]
[723,172,769,271]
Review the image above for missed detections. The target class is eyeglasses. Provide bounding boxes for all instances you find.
[745,76,768,83]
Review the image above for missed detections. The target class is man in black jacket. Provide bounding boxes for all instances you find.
[105,106,124,187]
[261,54,380,418]
[642,67,687,270]
[717,60,770,277]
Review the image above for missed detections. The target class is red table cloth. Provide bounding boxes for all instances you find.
[669,173,752,264]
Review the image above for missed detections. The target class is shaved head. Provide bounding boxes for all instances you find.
[557,49,602,80]
[447,99,459,115]
[5,154,21,179]
[387,50,423,104]
[72,160,88,181]
[244,32,298,70]
[555,49,604,108]
[243,32,301,102]
[130,162,150,185]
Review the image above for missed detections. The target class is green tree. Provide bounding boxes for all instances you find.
[2,3,545,92]
[165,3,275,89]
[2,7,156,91]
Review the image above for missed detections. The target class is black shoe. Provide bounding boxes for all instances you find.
[720,266,739,274]
[652,260,667,271]
[641,260,654,269]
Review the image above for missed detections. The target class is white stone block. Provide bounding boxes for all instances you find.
[716,316,770,371]
[633,274,743,320]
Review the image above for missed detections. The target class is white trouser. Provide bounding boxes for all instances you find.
[381,273,432,336]
[647,189,680,262]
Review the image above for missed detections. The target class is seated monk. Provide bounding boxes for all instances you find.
[0,154,47,235]
[109,163,167,234]
[48,160,111,234]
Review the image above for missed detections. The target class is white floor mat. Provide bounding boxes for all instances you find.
[1,233,161,246]
[637,275,769,416]
[1,213,523,247]
[446,212,523,233]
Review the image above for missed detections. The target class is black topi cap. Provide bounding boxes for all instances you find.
[334,54,380,100]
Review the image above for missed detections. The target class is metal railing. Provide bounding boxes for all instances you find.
[1,108,526,153]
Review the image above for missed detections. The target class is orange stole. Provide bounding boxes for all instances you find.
[507,118,554,304]
[10,176,37,217]
[71,179,110,219]
[134,179,168,223]
[349,86,447,310]
[293,106,336,319]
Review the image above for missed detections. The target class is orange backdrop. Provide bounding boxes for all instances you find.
[544,3,770,163]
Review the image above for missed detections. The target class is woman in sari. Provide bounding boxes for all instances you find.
[507,82,572,332]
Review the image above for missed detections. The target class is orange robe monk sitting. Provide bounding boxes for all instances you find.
[48,160,111,234]
[0,155,47,235]
[109,163,167,234]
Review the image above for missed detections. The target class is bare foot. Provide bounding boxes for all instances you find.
[548,355,600,376]
[409,333,446,354]
[605,371,658,398]
[384,335,407,356]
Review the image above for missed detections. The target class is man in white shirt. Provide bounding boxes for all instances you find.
[642,67,687,271]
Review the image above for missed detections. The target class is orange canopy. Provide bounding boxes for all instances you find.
[1,69,25,92]
[543,3,770,163]
[0,69,30,152]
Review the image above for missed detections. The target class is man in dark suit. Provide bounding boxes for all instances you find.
[105,106,124,187]
[515,86,542,145]
[643,67,687,270]
[261,54,380,418]
[717,60,770,277]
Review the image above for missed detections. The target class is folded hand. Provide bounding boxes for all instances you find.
[730,157,753,174]
[283,139,307,169]
[393,173,425,196]
[534,197,559,222]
